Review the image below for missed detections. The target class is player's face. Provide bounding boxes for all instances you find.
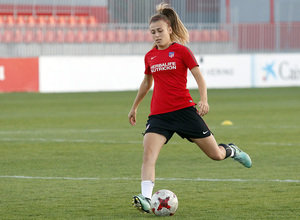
[149,20,172,50]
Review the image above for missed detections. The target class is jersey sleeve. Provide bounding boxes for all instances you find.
[182,46,199,70]
[144,54,152,75]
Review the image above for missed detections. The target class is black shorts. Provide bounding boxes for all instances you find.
[144,106,212,144]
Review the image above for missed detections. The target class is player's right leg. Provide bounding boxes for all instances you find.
[132,132,166,213]
[228,143,252,168]
[191,134,226,160]
[192,135,252,168]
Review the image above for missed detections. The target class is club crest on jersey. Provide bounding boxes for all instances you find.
[169,52,175,58]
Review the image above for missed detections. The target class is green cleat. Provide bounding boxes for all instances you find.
[229,143,252,168]
[132,194,151,213]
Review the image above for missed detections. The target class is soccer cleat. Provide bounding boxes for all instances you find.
[132,194,151,213]
[228,143,252,168]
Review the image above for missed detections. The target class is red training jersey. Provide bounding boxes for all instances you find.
[144,43,199,115]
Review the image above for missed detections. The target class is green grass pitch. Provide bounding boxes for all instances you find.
[0,87,299,219]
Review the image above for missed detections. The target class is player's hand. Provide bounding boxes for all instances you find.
[197,100,209,117]
[128,109,137,126]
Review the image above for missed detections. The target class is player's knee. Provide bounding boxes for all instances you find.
[142,149,156,165]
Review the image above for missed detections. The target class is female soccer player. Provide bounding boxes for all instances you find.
[128,3,252,213]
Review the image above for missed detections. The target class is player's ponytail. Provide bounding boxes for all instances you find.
[149,3,189,46]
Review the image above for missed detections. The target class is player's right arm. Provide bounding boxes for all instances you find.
[128,74,153,126]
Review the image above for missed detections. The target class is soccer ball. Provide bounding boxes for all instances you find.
[151,189,178,216]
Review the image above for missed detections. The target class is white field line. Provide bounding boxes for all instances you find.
[0,124,299,135]
[0,137,142,144]
[0,175,299,183]
[0,137,299,146]
[0,129,128,134]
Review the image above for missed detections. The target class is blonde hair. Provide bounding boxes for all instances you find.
[149,3,189,46]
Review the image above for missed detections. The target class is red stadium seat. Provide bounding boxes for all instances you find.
[37,16,47,26]
[24,30,34,42]
[35,30,44,42]
[16,15,26,26]
[45,30,55,42]
[218,30,230,42]
[145,30,153,42]
[48,16,57,26]
[87,16,96,26]
[0,16,4,25]
[189,30,202,42]
[211,30,220,41]
[116,29,126,42]
[56,30,64,42]
[78,16,87,26]
[14,30,23,42]
[7,15,15,25]
[27,15,36,26]
[196,30,204,42]
[69,16,77,26]
[85,30,95,42]
[2,30,13,42]
[105,30,115,43]
[188,30,196,42]
[94,30,104,42]
[65,30,75,42]
[58,16,67,26]
[211,30,229,42]
[75,30,85,42]
[135,30,145,42]
[126,29,135,42]
[200,30,211,42]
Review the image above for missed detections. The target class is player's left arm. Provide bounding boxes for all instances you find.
[190,66,209,116]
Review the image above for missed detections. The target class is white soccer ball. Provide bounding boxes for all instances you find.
[151,189,178,216]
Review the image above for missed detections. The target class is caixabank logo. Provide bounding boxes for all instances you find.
[262,61,300,82]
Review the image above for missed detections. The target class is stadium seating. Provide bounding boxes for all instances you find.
[35,30,44,42]
[78,16,87,26]
[75,30,85,42]
[0,13,232,44]
[69,16,77,26]
[7,15,15,25]
[44,30,55,43]
[126,29,135,42]
[0,14,97,27]
[145,30,153,42]
[105,30,115,43]
[85,30,95,42]
[56,30,64,43]
[135,30,145,42]
[14,30,23,42]
[37,16,47,26]
[1,30,13,42]
[116,29,126,43]
[94,30,104,43]
[24,30,34,42]
[28,16,36,26]
[65,30,75,42]
[16,16,25,25]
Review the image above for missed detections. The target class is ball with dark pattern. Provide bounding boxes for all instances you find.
[151,189,178,216]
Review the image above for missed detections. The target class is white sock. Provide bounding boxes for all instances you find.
[141,180,154,199]
[229,146,235,157]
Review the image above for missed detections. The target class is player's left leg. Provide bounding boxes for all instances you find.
[141,132,167,182]
[132,132,167,213]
